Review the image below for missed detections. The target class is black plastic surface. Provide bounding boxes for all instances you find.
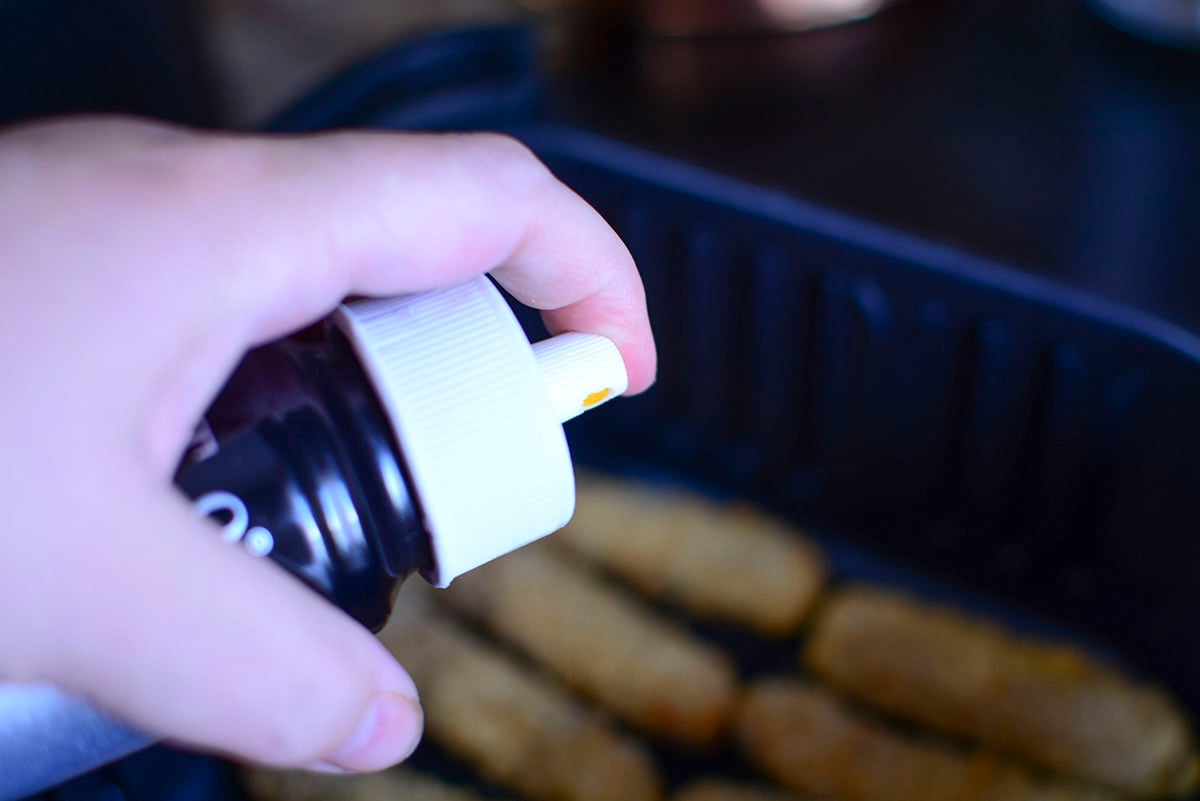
[40,19,1200,801]
[528,123,1200,704]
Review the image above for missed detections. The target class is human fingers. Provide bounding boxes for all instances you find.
[187,129,657,393]
[0,464,422,772]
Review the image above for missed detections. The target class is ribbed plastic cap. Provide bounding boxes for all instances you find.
[333,277,627,586]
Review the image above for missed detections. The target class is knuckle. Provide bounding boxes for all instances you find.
[461,132,552,194]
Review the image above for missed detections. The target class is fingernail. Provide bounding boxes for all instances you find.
[326,693,423,772]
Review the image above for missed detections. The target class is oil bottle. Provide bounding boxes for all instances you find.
[0,275,628,798]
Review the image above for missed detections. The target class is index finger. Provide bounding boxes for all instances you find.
[211,130,657,393]
[487,172,656,396]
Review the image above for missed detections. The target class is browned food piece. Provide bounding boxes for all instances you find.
[670,778,813,801]
[555,473,826,635]
[377,584,662,801]
[736,680,1122,801]
[805,586,1199,798]
[240,766,499,801]
[441,542,738,745]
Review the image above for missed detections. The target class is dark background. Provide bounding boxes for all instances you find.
[2,0,1197,338]
[545,0,1200,337]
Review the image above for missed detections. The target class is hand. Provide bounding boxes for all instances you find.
[0,117,655,774]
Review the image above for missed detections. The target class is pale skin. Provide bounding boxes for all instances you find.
[0,118,656,774]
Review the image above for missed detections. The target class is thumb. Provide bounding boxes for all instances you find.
[13,472,423,773]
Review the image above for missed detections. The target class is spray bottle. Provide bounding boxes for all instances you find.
[0,276,628,799]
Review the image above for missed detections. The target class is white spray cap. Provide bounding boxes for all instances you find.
[332,276,628,586]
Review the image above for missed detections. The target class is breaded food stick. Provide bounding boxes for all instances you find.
[805,587,1198,797]
[377,584,662,801]
[241,766,501,801]
[555,473,826,635]
[441,543,738,745]
[671,778,813,801]
[736,680,1121,801]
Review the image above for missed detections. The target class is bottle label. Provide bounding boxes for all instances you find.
[193,490,275,557]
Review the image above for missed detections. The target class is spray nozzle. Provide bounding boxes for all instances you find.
[532,332,628,424]
[332,277,628,586]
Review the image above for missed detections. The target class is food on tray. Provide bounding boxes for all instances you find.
[736,679,1122,801]
[555,473,826,635]
[441,542,738,745]
[256,477,1190,801]
[377,585,662,801]
[671,778,811,801]
[240,766,501,801]
[805,586,1199,798]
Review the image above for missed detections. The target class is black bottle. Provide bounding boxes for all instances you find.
[175,276,627,631]
[0,276,630,800]
[174,325,427,631]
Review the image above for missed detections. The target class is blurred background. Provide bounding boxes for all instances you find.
[0,0,521,128]
[1,0,1195,336]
